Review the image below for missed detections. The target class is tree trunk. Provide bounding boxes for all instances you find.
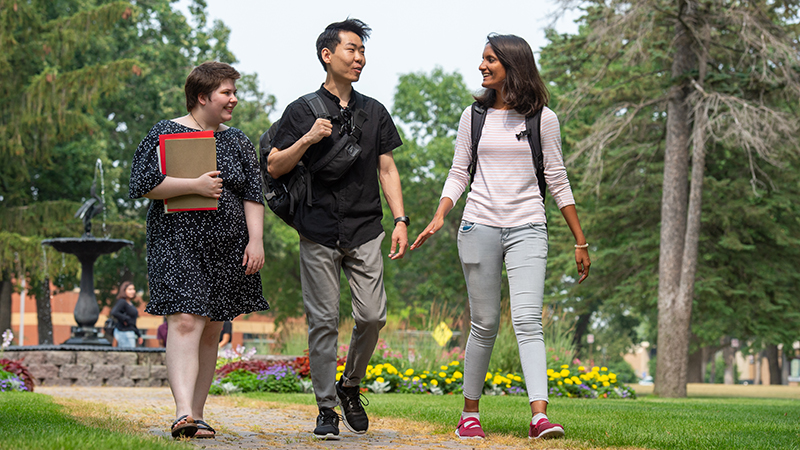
[765,344,782,385]
[687,345,704,383]
[753,349,763,385]
[36,277,53,345]
[655,0,698,398]
[709,350,718,383]
[723,344,736,384]
[0,273,11,335]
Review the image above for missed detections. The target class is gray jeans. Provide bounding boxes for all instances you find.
[299,232,387,409]
[457,221,549,403]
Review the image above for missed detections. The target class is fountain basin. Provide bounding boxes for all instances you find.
[42,237,133,345]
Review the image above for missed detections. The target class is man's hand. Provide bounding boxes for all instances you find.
[304,118,332,145]
[388,223,408,260]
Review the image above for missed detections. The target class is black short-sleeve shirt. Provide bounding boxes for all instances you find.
[271,86,403,248]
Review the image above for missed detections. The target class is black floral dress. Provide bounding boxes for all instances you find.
[129,120,269,321]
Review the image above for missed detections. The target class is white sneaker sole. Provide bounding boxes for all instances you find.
[312,433,340,440]
[529,426,565,439]
[455,430,485,439]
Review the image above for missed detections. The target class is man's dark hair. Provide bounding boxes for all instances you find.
[315,18,372,71]
[474,34,549,116]
[185,61,240,112]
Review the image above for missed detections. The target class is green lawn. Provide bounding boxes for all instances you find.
[0,392,180,450]
[245,391,800,450]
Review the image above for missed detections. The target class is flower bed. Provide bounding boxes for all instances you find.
[1,330,34,392]
[211,346,635,400]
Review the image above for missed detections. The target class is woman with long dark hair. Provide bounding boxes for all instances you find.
[411,34,590,440]
[110,281,141,348]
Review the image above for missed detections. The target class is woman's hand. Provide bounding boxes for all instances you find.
[575,247,591,283]
[410,216,444,250]
[242,238,265,275]
[195,170,222,198]
[411,198,454,250]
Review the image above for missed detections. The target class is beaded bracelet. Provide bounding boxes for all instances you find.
[574,243,589,249]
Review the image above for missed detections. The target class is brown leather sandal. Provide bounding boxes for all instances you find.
[194,419,216,439]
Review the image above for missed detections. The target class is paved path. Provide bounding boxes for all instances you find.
[37,387,547,450]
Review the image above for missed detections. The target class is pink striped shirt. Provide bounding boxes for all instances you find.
[441,106,575,226]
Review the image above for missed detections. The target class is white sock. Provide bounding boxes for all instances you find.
[461,411,480,421]
[532,413,547,425]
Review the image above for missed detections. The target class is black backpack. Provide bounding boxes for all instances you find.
[260,93,368,228]
[468,102,546,203]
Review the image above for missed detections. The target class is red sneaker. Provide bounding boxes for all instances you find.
[529,417,565,439]
[455,416,485,439]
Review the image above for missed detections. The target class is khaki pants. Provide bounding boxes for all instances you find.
[299,232,387,410]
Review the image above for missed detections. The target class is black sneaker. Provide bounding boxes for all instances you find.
[336,378,369,434]
[313,408,340,440]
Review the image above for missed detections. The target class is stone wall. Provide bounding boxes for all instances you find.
[3,349,167,388]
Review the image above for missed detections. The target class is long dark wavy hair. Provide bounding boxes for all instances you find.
[474,34,549,116]
[116,281,134,301]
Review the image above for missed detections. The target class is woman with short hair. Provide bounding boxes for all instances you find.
[129,61,269,439]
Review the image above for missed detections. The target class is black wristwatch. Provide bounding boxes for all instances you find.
[394,216,410,226]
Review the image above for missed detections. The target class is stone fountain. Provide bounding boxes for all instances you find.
[41,178,132,346]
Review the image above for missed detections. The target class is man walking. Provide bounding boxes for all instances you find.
[266,18,408,440]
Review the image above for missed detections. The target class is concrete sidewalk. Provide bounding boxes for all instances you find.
[37,386,537,449]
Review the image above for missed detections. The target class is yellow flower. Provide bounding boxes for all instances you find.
[571,376,581,384]
[513,375,522,382]
[603,381,610,387]
[441,365,449,371]
[403,377,409,381]
[601,367,608,371]
[376,377,385,383]
[450,361,459,366]
[375,364,384,370]
[506,384,511,388]
[336,365,345,372]
[560,364,569,369]
[336,373,343,381]
[592,366,600,372]
[485,373,492,381]
[599,375,609,382]
[446,378,452,384]
[431,379,439,386]
[404,369,414,376]
[564,378,574,385]
[592,384,597,389]
[367,365,373,371]
[438,372,447,378]
[387,367,398,375]
[547,369,555,376]
[493,375,505,385]
[549,377,554,381]
[412,377,420,382]
[578,366,585,371]
[423,383,428,387]
[560,369,570,377]
[420,374,427,379]
[453,371,463,379]
[558,381,563,385]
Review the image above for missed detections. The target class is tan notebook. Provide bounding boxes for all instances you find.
[158,131,218,213]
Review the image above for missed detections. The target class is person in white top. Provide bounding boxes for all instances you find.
[411,34,591,441]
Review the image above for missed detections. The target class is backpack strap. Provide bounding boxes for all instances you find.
[301,93,331,120]
[522,108,546,203]
[468,102,486,187]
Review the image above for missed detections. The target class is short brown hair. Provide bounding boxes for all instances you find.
[185,61,240,112]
